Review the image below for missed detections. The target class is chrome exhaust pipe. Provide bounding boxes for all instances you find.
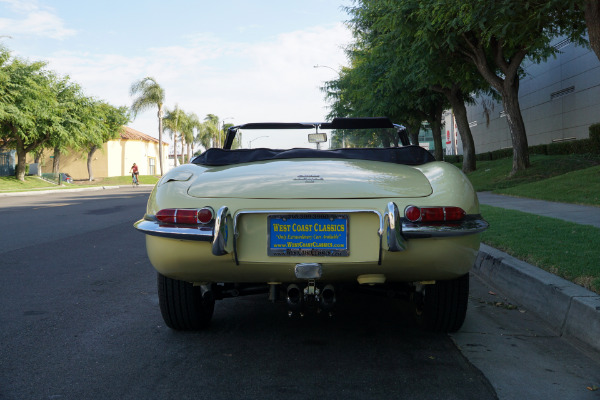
[320,284,336,311]
[286,284,303,311]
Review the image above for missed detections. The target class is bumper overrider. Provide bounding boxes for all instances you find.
[134,203,489,259]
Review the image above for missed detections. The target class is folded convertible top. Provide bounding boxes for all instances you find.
[192,146,435,166]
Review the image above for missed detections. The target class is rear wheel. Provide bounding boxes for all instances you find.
[414,273,469,332]
[157,273,215,330]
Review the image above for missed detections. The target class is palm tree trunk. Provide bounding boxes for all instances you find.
[158,107,164,175]
[174,132,179,167]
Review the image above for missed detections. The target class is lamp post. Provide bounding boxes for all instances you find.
[248,136,269,149]
[313,64,338,73]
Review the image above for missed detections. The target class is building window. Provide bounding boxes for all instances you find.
[148,157,155,175]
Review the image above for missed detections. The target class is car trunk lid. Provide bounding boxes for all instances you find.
[187,159,432,199]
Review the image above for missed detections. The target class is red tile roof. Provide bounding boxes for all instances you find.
[120,126,162,144]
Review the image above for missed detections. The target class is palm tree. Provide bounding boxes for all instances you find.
[130,77,166,175]
[204,114,219,147]
[184,112,200,162]
[196,121,212,152]
[163,105,186,166]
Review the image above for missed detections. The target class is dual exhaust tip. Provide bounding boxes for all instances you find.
[286,283,336,311]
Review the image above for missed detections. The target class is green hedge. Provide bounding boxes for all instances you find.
[444,155,462,164]
[590,123,600,153]
[452,124,600,162]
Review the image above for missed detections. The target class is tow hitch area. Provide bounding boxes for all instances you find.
[286,280,336,317]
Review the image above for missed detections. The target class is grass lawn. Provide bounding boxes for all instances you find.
[495,165,600,205]
[464,154,600,192]
[0,176,62,192]
[481,204,600,294]
[76,175,160,186]
[0,175,159,192]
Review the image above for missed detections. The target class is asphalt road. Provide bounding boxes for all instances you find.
[0,188,598,400]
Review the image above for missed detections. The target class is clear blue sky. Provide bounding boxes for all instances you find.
[0,0,352,147]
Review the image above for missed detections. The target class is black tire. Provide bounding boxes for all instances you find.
[157,272,215,330]
[414,273,469,332]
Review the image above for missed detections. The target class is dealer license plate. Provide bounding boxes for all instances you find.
[268,214,349,257]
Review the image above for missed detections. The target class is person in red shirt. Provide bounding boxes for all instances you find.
[130,163,139,185]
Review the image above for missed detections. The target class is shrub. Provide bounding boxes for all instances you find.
[529,144,548,155]
[491,148,513,160]
[444,155,462,164]
[547,138,593,155]
[590,123,600,153]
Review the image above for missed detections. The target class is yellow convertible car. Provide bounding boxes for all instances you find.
[135,118,487,332]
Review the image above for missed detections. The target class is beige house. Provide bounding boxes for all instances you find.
[30,126,169,180]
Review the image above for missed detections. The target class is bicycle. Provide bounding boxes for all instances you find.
[132,173,139,187]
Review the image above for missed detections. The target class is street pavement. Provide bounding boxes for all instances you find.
[477,192,600,353]
[2,186,599,354]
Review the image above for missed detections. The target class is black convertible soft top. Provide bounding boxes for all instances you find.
[192,146,435,166]
[193,117,431,166]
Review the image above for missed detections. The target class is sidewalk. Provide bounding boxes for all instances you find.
[478,191,600,228]
[476,192,600,353]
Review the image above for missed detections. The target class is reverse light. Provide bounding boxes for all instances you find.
[404,206,466,223]
[156,207,214,225]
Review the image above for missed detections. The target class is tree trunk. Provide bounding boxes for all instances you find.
[180,134,185,164]
[460,36,529,174]
[173,132,179,167]
[52,147,61,175]
[406,119,421,145]
[15,145,27,181]
[158,107,164,176]
[87,146,97,181]
[445,88,477,173]
[426,103,444,161]
[585,0,600,62]
[34,151,42,176]
[501,80,530,175]
[12,126,49,181]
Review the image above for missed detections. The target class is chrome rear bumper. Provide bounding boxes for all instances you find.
[134,201,489,253]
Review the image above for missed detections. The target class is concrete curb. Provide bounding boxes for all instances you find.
[473,244,600,352]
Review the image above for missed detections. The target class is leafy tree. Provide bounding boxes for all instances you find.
[84,101,129,181]
[323,8,450,161]
[45,77,87,175]
[405,0,588,174]
[551,0,600,62]
[0,50,59,181]
[130,77,165,175]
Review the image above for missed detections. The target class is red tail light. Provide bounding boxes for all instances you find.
[156,207,214,225]
[404,206,465,223]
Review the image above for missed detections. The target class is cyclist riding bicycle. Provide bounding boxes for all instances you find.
[130,163,139,185]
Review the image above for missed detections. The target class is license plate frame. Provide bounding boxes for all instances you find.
[267,214,349,257]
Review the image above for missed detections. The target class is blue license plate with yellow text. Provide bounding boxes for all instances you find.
[268,214,349,257]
